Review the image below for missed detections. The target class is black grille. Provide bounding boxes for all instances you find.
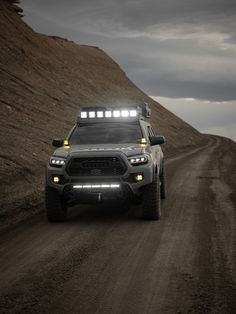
[66,157,127,176]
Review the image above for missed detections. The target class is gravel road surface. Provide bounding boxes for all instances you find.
[0,135,236,314]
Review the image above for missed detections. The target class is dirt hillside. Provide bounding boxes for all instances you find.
[0,0,205,226]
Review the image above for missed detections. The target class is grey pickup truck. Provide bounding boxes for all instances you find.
[45,103,166,222]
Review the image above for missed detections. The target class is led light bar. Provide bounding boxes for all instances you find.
[80,109,137,119]
[79,103,150,121]
[73,184,120,189]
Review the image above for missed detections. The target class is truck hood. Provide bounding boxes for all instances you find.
[54,143,145,158]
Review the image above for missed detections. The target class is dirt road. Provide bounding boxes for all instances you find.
[0,135,236,314]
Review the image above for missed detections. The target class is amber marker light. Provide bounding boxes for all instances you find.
[140,138,147,147]
[53,176,60,183]
[135,174,143,181]
[63,140,70,148]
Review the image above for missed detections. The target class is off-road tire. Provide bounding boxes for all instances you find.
[142,176,161,220]
[160,161,167,199]
[45,186,67,222]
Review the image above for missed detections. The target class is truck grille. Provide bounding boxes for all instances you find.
[66,157,127,177]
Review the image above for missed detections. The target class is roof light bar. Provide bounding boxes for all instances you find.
[80,109,137,119]
[73,184,120,189]
[79,103,150,120]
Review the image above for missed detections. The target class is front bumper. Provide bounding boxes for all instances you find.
[46,152,154,203]
[63,182,131,204]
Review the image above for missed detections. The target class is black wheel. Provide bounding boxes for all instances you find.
[121,199,130,212]
[160,161,167,199]
[45,186,67,222]
[142,176,161,220]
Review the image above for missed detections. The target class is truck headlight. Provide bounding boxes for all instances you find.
[50,157,66,167]
[128,155,149,165]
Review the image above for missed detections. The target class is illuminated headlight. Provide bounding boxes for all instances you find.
[128,155,149,165]
[50,157,66,167]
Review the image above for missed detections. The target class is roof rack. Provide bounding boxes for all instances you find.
[77,103,151,123]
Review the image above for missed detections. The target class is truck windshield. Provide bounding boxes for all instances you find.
[69,122,142,145]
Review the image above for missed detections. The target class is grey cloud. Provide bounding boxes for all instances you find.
[102,35,236,100]
[155,96,236,140]
[21,0,236,102]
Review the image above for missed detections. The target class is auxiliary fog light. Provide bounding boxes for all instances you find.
[53,176,60,183]
[135,174,143,182]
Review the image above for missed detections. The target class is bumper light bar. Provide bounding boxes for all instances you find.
[73,184,120,189]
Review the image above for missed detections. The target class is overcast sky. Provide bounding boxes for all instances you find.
[21,0,236,141]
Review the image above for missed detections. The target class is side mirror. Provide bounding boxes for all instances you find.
[150,136,165,146]
[52,138,64,147]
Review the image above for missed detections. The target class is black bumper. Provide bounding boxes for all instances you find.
[61,182,133,205]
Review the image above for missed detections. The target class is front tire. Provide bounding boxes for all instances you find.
[160,161,167,199]
[45,186,67,222]
[142,176,161,220]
